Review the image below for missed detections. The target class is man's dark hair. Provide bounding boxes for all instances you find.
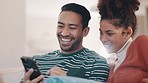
[61,3,91,30]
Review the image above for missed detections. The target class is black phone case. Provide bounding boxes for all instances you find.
[21,56,41,80]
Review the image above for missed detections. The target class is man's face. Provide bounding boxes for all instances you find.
[99,20,129,53]
[57,11,88,54]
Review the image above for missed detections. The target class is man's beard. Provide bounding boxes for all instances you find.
[60,38,82,53]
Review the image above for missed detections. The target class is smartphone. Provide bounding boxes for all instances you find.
[20,56,42,80]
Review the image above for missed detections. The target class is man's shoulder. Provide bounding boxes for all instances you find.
[33,50,60,59]
[84,48,109,69]
[84,48,98,55]
[84,48,107,61]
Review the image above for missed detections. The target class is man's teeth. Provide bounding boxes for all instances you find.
[62,38,71,42]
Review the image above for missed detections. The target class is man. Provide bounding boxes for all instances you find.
[22,3,109,83]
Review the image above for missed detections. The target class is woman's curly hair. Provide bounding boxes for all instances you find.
[97,0,140,36]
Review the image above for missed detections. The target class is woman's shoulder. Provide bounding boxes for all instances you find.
[131,35,148,49]
[135,35,148,42]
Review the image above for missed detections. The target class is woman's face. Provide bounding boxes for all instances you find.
[99,20,129,53]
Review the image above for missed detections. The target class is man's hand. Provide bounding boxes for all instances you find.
[23,68,44,83]
[46,67,67,76]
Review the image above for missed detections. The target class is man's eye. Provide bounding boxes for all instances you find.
[58,25,63,28]
[70,27,77,29]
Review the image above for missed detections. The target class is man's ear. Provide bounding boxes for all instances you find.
[83,27,89,37]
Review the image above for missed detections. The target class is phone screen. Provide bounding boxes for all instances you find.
[21,56,42,80]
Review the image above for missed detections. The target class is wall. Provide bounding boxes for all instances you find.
[134,0,148,38]
[0,0,25,82]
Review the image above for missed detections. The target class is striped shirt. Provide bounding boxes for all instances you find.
[33,48,110,82]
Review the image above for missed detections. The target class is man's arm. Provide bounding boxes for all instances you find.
[46,67,67,76]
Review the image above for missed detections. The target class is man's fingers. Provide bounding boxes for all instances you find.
[46,67,61,75]
[23,68,34,81]
[23,68,44,83]
[46,67,67,76]
[46,69,50,75]
[51,67,66,73]
[31,75,44,83]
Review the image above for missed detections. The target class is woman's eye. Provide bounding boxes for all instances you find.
[107,33,114,36]
[100,32,102,35]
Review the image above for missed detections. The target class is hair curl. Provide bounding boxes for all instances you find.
[97,0,140,36]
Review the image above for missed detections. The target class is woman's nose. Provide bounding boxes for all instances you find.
[100,34,108,42]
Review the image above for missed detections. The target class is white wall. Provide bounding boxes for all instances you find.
[134,0,148,38]
[0,0,25,82]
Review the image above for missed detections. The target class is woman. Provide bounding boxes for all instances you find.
[97,0,148,83]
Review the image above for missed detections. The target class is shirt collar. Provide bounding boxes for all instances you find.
[116,37,132,55]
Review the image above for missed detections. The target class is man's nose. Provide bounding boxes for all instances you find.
[61,27,70,36]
